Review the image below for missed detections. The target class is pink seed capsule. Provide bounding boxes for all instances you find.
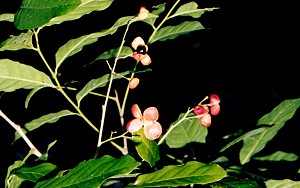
[193,105,207,115]
[200,113,211,127]
[210,104,220,116]
[143,106,159,121]
[129,78,140,89]
[131,104,142,119]
[210,94,220,104]
[144,122,162,140]
[126,119,143,133]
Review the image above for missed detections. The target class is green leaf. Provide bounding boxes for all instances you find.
[132,161,226,187]
[15,163,57,183]
[55,28,117,73]
[165,113,208,148]
[170,2,217,19]
[254,151,299,162]
[25,87,45,109]
[35,155,141,188]
[92,46,133,63]
[38,140,58,161]
[14,0,81,30]
[0,13,14,22]
[97,46,133,60]
[14,110,78,142]
[240,98,300,164]
[110,16,135,29]
[0,31,34,51]
[5,161,24,188]
[219,127,266,153]
[265,179,300,188]
[76,71,131,106]
[152,3,166,16]
[133,128,160,167]
[149,21,204,44]
[46,0,114,27]
[0,59,55,92]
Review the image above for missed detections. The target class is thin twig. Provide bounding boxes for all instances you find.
[0,109,42,157]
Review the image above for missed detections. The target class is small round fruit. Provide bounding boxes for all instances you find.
[200,113,211,127]
[210,94,220,104]
[131,36,145,50]
[140,54,151,66]
[210,104,220,116]
[126,119,143,133]
[129,78,140,89]
[131,104,142,119]
[193,105,207,115]
[144,122,162,140]
[143,106,159,121]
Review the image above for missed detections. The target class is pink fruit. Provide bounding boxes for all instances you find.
[126,119,143,133]
[210,94,220,104]
[193,105,207,115]
[200,113,211,127]
[143,106,159,121]
[210,104,220,116]
[131,104,142,119]
[128,78,140,89]
[144,122,162,140]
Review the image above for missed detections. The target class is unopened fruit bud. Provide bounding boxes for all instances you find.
[138,7,149,20]
[129,78,140,89]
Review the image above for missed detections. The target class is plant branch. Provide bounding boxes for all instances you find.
[33,29,99,133]
[0,109,42,157]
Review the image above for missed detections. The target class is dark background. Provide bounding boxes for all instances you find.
[1,0,299,187]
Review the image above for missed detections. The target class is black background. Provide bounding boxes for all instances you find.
[1,0,300,187]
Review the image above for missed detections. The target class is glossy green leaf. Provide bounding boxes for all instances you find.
[254,151,299,162]
[14,110,78,142]
[0,31,34,51]
[133,161,226,187]
[265,179,300,188]
[15,163,57,183]
[76,71,131,106]
[170,2,217,19]
[165,113,208,148]
[45,0,114,27]
[0,59,55,92]
[133,128,160,167]
[0,13,14,22]
[55,28,117,73]
[35,155,141,188]
[14,0,81,30]
[240,98,300,164]
[149,21,204,44]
